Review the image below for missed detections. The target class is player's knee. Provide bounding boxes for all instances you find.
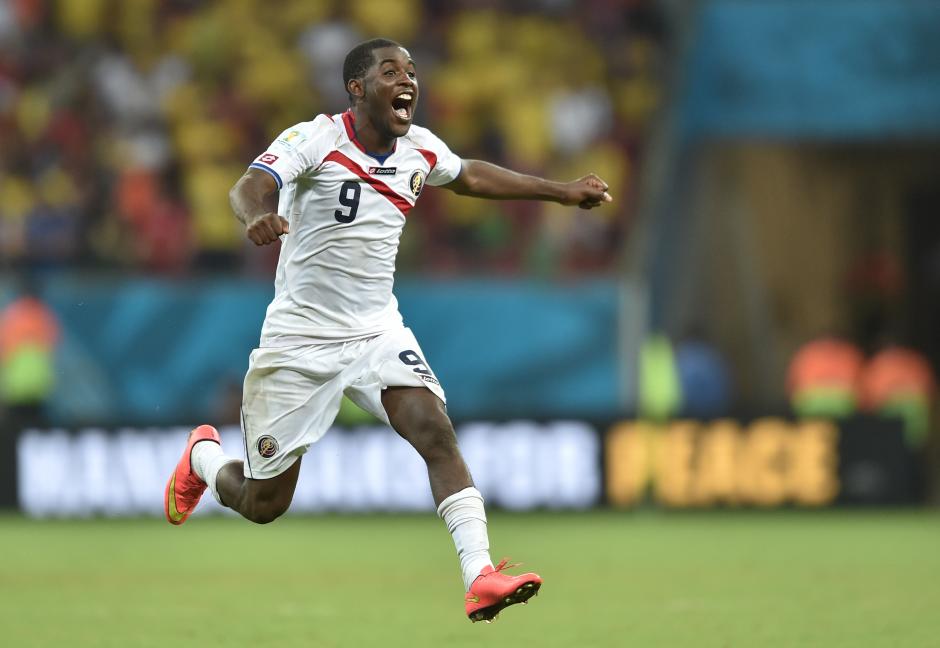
[241,485,292,524]
[244,498,290,525]
[250,509,284,525]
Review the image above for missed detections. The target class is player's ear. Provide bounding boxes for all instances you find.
[347,78,364,101]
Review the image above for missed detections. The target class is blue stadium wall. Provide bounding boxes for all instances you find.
[0,277,626,424]
[683,0,940,138]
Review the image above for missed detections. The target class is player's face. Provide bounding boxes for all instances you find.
[362,46,418,138]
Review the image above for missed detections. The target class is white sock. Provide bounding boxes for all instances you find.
[437,486,494,590]
[190,439,239,506]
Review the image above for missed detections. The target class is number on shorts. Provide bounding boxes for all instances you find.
[399,350,432,376]
[335,180,361,223]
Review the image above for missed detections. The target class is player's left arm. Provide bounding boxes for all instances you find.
[444,159,612,210]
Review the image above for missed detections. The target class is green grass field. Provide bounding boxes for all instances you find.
[1,511,938,647]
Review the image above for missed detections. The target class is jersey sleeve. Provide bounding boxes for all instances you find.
[411,127,463,186]
[249,115,335,189]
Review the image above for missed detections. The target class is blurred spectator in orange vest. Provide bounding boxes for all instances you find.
[860,346,935,446]
[0,277,60,428]
[787,337,865,418]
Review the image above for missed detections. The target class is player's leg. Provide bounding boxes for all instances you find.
[381,387,491,587]
[381,386,472,505]
[213,459,300,523]
[380,386,542,622]
[341,325,540,621]
[380,386,490,585]
[194,443,302,524]
[166,343,345,526]
[166,424,304,525]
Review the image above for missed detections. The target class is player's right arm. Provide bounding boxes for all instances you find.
[230,115,335,246]
[229,169,289,246]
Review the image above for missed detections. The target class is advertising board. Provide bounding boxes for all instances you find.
[9,417,915,516]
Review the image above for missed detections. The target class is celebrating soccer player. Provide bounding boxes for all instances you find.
[165,38,612,623]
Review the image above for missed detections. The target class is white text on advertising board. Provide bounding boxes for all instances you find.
[17,421,599,517]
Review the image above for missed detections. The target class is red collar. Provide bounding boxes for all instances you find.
[342,110,397,158]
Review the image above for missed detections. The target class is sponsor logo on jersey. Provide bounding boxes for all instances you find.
[369,166,397,175]
[257,435,279,458]
[419,374,440,386]
[259,153,279,165]
[409,170,426,197]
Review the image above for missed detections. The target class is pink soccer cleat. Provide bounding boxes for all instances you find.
[164,425,220,525]
[465,558,542,623]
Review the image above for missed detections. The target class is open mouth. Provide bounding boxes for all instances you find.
[391,92,413,122]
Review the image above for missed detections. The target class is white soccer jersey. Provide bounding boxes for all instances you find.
[247,111,463,345]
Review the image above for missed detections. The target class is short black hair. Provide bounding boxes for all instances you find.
[343,38,402,100]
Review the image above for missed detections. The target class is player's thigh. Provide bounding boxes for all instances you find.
[381,385,453,438]
[242,345,346,480]
[240,455,303,511]
[380,386,460,462]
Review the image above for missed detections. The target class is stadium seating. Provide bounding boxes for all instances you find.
[0,0,665,277]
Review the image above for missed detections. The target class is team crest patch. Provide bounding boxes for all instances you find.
[409,170,426,197]
[257,436,279,458]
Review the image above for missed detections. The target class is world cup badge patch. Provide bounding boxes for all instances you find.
[258,436,279,458]
[277,129,307,150]
[409,170,426,198]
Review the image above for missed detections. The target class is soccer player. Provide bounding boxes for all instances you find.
[165,38,612,623]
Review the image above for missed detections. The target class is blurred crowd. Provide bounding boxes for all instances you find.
[788,338,935,447]
[635,331,936,451]
[0,0,666,276]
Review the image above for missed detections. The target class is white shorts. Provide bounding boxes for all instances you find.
[240,326,446,479]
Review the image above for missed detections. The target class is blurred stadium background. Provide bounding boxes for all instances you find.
[1,0,939,646]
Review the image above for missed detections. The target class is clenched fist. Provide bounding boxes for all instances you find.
[246,212,290,246]
[561,174,613,210]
